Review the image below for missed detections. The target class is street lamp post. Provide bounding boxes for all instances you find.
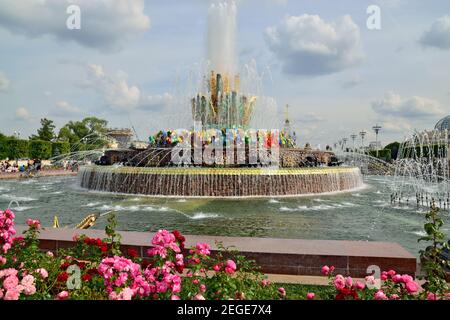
[350,134,357,152]
[342,138,348,152]
[372,124,382,158]
[359,131,367,153]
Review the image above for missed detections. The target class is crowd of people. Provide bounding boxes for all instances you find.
[0,159,42,174]
[0,160,20,173]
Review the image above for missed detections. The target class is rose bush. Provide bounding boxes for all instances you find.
[0,207,448,300]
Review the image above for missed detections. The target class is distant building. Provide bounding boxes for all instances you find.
[369,141,382,151]
[282,104,297,146]
[434,115,450,160]
[107,128,134,149]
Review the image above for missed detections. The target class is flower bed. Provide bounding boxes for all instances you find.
[0,208,449,300]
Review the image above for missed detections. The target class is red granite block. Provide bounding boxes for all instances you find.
[38,239,57,251]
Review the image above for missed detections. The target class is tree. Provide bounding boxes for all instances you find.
[6,139,29,159]
[30,118,56,142]
[384,142,400,160]
[0,133,9,159]
[58,117,109,151]
[51,141,71,157]
[29,140,52,159]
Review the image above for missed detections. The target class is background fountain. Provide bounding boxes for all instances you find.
[389,129,449,211]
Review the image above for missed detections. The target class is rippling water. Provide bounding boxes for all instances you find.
[1,175,449,256]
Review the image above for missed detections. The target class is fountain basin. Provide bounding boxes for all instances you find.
[79,166,363,198]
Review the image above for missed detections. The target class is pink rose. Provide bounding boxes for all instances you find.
[321,265,330,275]
[374,290,387,300]
[46,251,54,257]
[401,274,413,284]
[0,256,6,265]
[261,279,270,287]
[333,275,345,291]
[345,276,353,288]
[355,281,365,290]
[225,260,236,274]
[21,275,35,287]
[3,275,19,290]
[390,294,400,300]
[387,270,396,277]
[193,294,205,300]
[427,293,438,300]
[405,281,419,294]
[365,275,376,285]
[213,264,221,272]
[392,274,402,283]
[200,284,206,293]
[4,288,20,300]
[56,291,69,300]
[306,292,315,300]
[381,271,388,281]
[278,287,286,297]
[171,295,180,300]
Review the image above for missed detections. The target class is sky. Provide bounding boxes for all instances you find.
[0,0,449,148]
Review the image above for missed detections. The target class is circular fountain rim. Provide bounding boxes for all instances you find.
[79,165,361,176]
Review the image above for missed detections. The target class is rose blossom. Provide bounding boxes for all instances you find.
[193,294,205,300]
[427,293,438,300]
[333,275,345,291]
[4,288,20,300]
[26,218,41,229]
[401,274,413,284]
[405,281,419,294]
[390,294,400,300]
[306,292,315,300]
[171,295,181,300]
[345,276,353,288]
[321,265,330,275]
[392,274,402,283]
[56,291,69,300]
[200,284,207,293]
[196,243,211,256]
[374,290,387,300]
[261,279,270,287]
[35,268,48,279]
[225,260,236,274]
[355,281,365,290]
[365,275,376,285]
[278,287,286,297]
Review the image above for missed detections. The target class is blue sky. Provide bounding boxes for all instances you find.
[0,0,449,148]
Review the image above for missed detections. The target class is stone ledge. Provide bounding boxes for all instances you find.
[15,226,417,277]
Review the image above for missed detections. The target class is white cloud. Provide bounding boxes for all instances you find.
[52,101,82,116]
[83,64,172,112]
[0,71,10,92]
[381,119,412,134]
[15,107,31,121]
[139,93,174,111]
[0,0,150,51]
[420,15,450,50]
[372,91,444,119]
[84,64,141,110]
[265,14,363,76]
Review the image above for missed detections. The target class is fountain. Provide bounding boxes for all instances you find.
[390,129,450,210]
[78,1,363,198]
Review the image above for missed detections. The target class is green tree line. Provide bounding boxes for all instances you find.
[0,117,109,160]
